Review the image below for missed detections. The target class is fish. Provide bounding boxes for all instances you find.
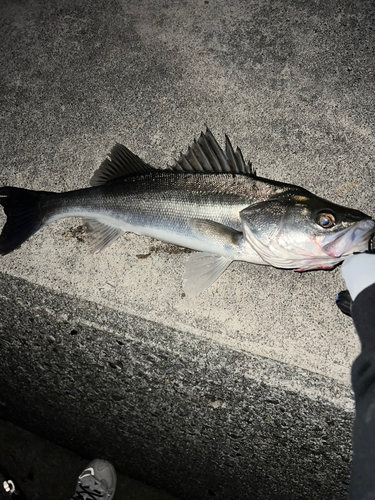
[0,128,374,296]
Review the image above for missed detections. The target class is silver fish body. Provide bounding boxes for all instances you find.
[43,171,288,261]
[0,129,374,295]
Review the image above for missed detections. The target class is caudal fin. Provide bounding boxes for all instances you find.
[0,187,46,255]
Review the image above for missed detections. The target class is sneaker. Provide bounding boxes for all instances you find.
[0,465,28,500]
[71,459,116,500]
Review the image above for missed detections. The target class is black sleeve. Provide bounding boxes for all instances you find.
[348,283,375,499]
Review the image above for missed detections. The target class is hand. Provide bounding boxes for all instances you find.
[336,234,375,317]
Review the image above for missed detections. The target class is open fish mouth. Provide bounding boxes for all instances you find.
[322,219,375,258]
[242,218,375,271]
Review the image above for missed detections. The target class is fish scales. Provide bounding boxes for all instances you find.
[49,171,286,233]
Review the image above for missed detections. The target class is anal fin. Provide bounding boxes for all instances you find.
[84,219,125,253]
[183,252,232,296]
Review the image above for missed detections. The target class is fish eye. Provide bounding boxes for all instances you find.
[317,212,336,228]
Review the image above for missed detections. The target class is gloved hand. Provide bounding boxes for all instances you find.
[342,253,375,301]
[336,236,375,317]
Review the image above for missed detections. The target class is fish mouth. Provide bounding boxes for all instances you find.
[322,219,375,257]
[242,217,375,271]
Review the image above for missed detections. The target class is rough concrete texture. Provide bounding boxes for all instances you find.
[0,0,374,499]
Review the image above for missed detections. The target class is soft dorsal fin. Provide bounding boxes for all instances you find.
[90,143,156,186]
[171,128,256,177]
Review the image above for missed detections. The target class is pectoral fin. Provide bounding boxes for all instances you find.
[183,252,232,296]
[188,218,242,247]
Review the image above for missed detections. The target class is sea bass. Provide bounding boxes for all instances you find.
[0,129,374,296]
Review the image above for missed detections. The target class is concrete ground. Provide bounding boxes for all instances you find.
[0,0,374,499]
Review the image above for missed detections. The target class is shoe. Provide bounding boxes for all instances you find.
[0,465,28,500]
[71,459,117,500]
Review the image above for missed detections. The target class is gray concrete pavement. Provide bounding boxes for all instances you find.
[0,0,374,499]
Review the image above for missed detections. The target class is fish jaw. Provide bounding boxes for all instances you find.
[321,219,375,258]
[242,218,375,271]
[294,219,375,271]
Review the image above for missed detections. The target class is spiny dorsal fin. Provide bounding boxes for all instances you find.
[170,128,256,177]
[90,143,156,187]
[225,134,256,176]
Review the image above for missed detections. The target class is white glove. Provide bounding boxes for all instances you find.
[341,253,375,301]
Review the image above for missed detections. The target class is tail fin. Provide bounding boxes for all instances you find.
[0,187,47,255]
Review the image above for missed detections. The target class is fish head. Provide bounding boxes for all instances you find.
[240,189,375,270]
